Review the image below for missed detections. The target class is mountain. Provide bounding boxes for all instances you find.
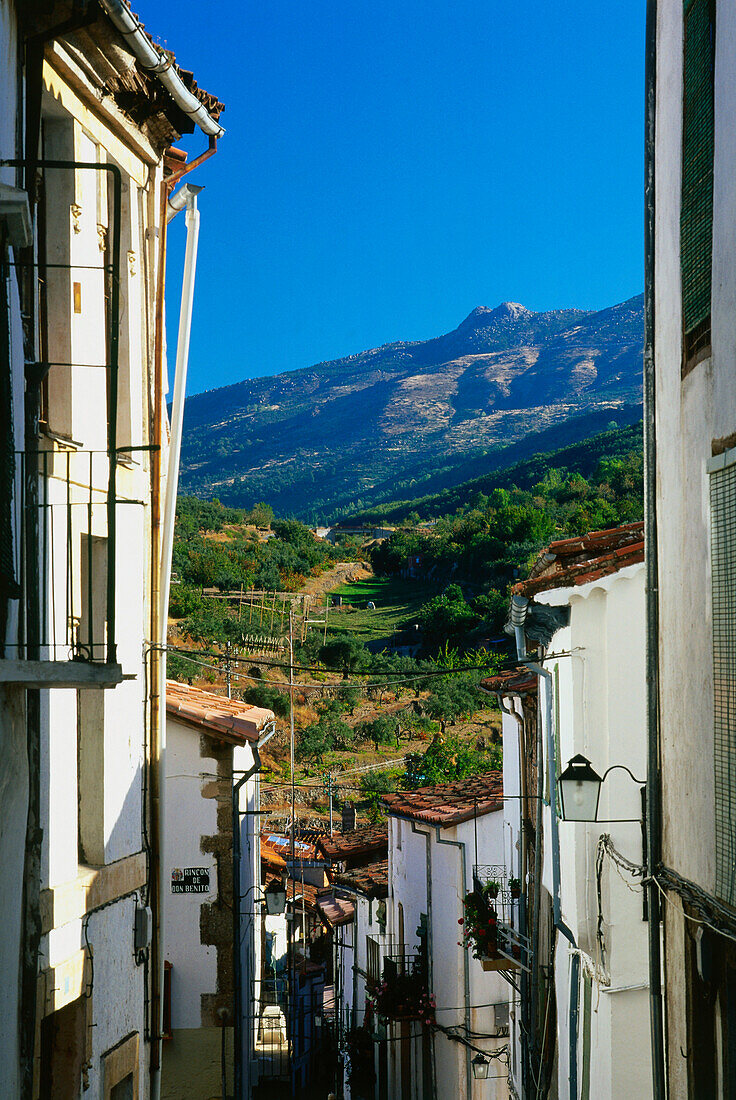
[178,293,644,521]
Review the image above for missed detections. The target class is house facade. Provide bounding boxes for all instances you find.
[500,524,651,1100]
[164,681,274,1100]
[648,1,736,1094]
[381,776,511,1100]
[0,3,222,1095]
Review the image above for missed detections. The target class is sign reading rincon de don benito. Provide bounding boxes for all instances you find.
[171,867,210,893]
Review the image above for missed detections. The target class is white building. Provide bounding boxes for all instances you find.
[648,1,736,1095]
[0,2,223,1095]
[381,775,512,1100]
[164,681,274,1100]
[504,523,651,1099]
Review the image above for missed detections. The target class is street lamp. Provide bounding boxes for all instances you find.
[558,754,604,821]
[264,877,287,916]
[471,1053,491,1080]
[558,754,645,822]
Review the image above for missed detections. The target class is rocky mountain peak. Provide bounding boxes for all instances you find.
[459,301,533,328]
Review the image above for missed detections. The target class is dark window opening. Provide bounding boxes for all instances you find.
[681,0,716,374]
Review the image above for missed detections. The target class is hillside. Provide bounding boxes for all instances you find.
[346,420,643,524]
[178,294,644,521]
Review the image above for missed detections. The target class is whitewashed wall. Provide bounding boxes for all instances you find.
[535,563,651,1099]
[388,811,510,1100]
[654,2,736,1093]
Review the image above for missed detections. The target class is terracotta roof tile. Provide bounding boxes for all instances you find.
[317,825,388,863]
[480,667,538,696]
[382,772,503,828]
[514,521,644,598]
[166,680,273,743]
[334,859,389,899]
[317,894,355,927]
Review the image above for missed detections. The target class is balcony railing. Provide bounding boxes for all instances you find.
[2,448,122,686]
[370,951,433,1022]
[366,933,393,989]
[472,864,530,972]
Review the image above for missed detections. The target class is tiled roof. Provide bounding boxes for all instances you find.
[317,894,355,927]
[261,833,319,863]
[166,680,273,743]
[382,772,503,828]
[285,880,324,913]
[334,859,389,899]
[480,667,538,696]
[513,522,644,598]
[317,825,388,863]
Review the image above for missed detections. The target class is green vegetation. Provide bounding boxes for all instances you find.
[403,733,502,789]
[369,438,642,638]
[350,421,643,525]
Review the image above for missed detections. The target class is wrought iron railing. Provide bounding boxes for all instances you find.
[10,448,117,664]
[371,951,432,1021]
[472,864,530,970]
[366,933,394,988]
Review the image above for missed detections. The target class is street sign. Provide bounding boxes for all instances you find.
[171,866,210,894]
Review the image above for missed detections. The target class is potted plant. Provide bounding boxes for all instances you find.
[483,879,501,901]
[461,891,499,960]
[509,877,522,899]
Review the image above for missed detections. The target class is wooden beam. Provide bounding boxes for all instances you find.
[0,660,125,688]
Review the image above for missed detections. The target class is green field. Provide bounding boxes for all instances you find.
[326,576,439,644]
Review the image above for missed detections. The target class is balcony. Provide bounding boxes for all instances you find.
[467,865,530,973]
[1,449,123,687]
[366,933,393,989]
[369,951,434,1023]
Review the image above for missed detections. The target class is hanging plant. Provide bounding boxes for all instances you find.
[460,890,500,960]
[369,975,436,1022]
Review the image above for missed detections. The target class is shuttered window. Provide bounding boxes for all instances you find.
[709,450,736,907]
[681,0,715,367]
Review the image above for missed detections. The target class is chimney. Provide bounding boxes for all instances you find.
[341,802,356,832]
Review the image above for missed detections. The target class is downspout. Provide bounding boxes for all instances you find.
[496,693,530,1097]
[644,2,667,1097]
[233,721,275,1100]
[433,827,472,1100]
[151,186,201,1100]
[410,822,437,1099]
[513,596,578,1099]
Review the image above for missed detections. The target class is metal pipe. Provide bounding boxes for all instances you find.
[433,828,471,1100]
[153,187,202,1099]
[410,822,437,1099]
[96,0,225,138]
[232,723,273,1099]
[643,1,667,1097]
[497,693,530,1096]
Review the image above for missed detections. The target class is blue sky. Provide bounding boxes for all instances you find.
[137,1,645,395]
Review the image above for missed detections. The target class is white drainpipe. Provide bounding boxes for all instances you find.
[153,188,201,1100]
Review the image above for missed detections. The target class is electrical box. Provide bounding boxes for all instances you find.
[0,183,32,248]
[494,1001,510,1032]
[134,905,153,952]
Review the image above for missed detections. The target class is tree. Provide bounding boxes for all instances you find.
[358,715,399,751]
[319,634,368,678]
[417,585,477,650]
[296,720,333,763]
[403,734,501,789]
[244,682,289,718]
[247,502,274,528]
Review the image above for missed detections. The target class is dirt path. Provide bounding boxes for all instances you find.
[299,559,373,600]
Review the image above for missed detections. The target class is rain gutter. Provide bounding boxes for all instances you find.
[96,0,225,138]
[513,599,578,1099]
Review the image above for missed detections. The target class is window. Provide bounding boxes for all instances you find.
[708,448,736,906]
[681,0,716,372]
